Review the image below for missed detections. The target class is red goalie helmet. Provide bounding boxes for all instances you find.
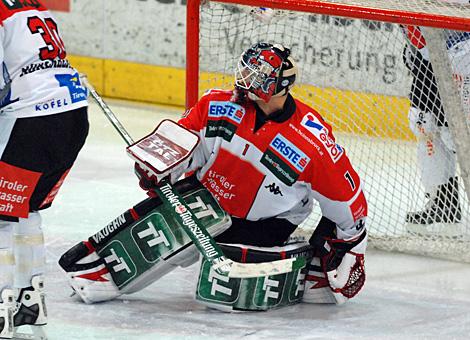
[235,42,298,102]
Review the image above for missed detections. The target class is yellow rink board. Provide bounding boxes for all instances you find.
[68,55,414,141]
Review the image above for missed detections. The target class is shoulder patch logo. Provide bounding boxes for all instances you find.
[208,101,245,124]
[206,101,245,142]
[301,113,344,163]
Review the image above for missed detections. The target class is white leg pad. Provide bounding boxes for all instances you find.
[14,213,45,288]
[0,221,14,292]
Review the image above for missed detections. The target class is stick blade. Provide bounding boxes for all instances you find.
[227,257,306,278]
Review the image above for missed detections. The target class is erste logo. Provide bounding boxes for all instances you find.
[208,101,245,124]
[270,134,310,172]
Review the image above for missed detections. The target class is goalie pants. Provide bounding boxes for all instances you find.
[0,107,89,221]
[214,216,297,247]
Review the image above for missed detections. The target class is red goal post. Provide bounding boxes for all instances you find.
[185,0,470,262]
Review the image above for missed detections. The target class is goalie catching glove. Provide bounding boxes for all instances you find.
[305,216,367,304]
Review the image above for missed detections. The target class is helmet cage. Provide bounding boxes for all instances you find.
[235,43,293,102]
[235,58,279,93]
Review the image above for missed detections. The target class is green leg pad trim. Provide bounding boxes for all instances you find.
[97,185,231,291]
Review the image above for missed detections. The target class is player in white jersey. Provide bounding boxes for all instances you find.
[0,1,88,338]
[401,15,470,226]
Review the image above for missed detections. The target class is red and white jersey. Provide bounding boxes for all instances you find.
[179,90,367,240]
[0,1,87,118]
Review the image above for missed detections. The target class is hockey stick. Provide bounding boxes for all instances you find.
[80,74,232,274]
[80,74,307,278]
[81,75,134,146]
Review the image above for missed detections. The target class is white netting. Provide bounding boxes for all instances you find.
[305,0,470,19]
[194,1,470,262]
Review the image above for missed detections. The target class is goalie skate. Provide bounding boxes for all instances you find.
[406,177,464,239]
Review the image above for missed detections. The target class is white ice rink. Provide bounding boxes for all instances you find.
[37,99,470,340]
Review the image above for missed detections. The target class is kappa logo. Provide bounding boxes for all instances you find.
[269,134,310,172]
[301,113,344,163]
[208,101,245,124]
[265,183,283,196]
[355,218,365,231]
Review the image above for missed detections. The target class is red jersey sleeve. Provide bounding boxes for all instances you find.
[178,91,211,132]
[300,108,367,240]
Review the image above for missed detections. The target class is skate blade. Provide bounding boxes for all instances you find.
[13,325,47,340]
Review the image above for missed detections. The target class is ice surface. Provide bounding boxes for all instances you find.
[39,99,470,339]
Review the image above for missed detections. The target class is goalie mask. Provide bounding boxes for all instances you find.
[235,42,298,102]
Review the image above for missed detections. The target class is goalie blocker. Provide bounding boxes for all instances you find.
[58,176,231,303]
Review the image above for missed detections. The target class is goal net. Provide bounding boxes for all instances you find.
[186,0,470,262]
